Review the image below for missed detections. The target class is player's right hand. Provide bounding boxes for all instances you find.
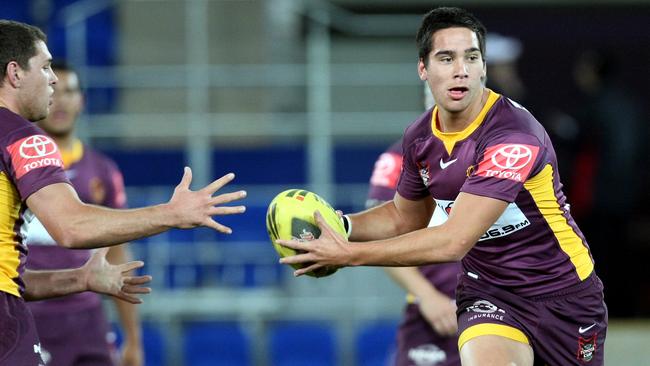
[167,167,247,233]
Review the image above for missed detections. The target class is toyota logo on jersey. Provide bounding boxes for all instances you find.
[492,145,533,170]
[476,143,539,182]
[19,135,58,158]
[7,135,64,179]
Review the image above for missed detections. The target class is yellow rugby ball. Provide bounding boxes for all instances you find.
[266,189,346,278]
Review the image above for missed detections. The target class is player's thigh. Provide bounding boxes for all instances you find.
[460,334,533,366]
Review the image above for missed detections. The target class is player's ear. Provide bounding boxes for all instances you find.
[418,58,428,81]
[5,61,22,88]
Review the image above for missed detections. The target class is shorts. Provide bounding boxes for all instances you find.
[31,305,114,366]
[456,272,607,365]
[0,291,45,365]
[395,304,460,366]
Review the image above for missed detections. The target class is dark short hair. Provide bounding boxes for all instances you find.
[416,7,487,65]
[0,20,47,85]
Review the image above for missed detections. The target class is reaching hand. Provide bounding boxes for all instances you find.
[277,210,351,276]
[419,292,458,336]
[82,248,151,304]
[167,167,247,233]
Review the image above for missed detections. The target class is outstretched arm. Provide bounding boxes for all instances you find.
[23,248,151,303]
[26,168,246,249]
[279,191,507,275]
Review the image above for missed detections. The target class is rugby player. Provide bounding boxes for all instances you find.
[25,61,143,366]
[279,7,607,366]
[0,20,245,364]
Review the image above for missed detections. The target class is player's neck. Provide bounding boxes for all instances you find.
[0,94,18,115]
[437,88,488,133]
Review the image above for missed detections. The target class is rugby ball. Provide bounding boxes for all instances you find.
[266,189,346,278]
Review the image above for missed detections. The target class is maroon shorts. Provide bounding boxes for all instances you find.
[456,272,607,365]
[395,304,460,366]
[0,291,45,365]
[31,304,114,366]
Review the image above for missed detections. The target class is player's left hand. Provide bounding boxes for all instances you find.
[120,338,144,366]
[82,248,152,304]
[277,210,352,276]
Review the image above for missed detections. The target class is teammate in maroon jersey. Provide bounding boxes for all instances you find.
[0,20,245,363]
[25,61,143,366]
[279,7,607,366]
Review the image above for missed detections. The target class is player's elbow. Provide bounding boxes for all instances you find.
[56,233,80,249]
[436,227,474,261]
[54,226,88,249]
[447,237,473,261]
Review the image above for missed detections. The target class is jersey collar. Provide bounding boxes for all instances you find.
[431,89,500,155]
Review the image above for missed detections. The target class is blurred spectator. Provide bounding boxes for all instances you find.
[570,49,646,317]
[485,33,526,103]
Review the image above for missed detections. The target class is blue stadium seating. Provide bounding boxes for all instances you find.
[104,144,386,187]
[268,321,336,366]
[356,319,399,366]
[142,323,166,366]
[183,321,252,366]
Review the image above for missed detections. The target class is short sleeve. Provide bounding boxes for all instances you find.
[2,132,69,200]
[461,133,546,202]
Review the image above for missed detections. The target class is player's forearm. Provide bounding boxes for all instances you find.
[348,201,422,241]
[23,268,87,301]
[349,225,468,266]
[384,267,441,300]
[58,203,175,249]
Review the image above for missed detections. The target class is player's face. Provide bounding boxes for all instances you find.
[17,41,57,122]
[418,27,486,115]
[38,70,83,137]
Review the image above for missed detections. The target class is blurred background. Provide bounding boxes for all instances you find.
[3,0,649,365]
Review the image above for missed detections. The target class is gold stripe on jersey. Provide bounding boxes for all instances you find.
[524,164,594,280]
[431,89,500,155]
[458,323,529,350]
[60,138,84,168]
[0,172,22,297]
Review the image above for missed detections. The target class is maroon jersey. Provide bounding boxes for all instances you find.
[398,90,594,297]
[0,108,69,297]
[25,139,127,313]
[367,139,461,301]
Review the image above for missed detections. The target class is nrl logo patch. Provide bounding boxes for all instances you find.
[417,161,431,186]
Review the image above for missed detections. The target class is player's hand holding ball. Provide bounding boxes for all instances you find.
[266,189,349,277]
